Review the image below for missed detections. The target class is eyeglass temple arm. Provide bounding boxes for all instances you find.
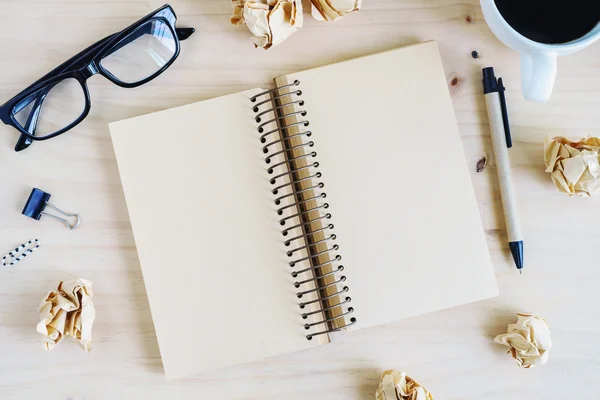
[14,86,55,151]
[24,94,46,135]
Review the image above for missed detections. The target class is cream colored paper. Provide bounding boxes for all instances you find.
[494,312,552,368]
[544,135,600,196]
[376,370,433,400]
[109,91,316,379]
[36,278,95,352]
[109,41,497,378]
[310,0,361,21]
[276,41,498,332]
[231,0,302,49]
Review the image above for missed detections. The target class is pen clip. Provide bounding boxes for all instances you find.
[497,78,512,148]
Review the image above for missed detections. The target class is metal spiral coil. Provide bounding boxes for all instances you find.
[272,172,321,195]
[282,213,331,236]
[296,276,346,298]
[255,100,306,122]
[260,121,310,143]
[251,81,355,339]
[277,193,325,216]
[265,141,314,164]
[267,151,316,175]
[287,234,336,257]
[306,317,357,340]
[301,296,352,320]
[269,162,319,185]
[279,203,329,226]
[292,255,342,277]
[257,110,307,132]
[299,286,349,308]
[294,265,343,287]
[274,182,323,206]
[289,245,339,267]
[284,222,333,246]
[263,131,312,153]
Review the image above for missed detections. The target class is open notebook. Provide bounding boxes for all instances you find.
[109,41,498,379]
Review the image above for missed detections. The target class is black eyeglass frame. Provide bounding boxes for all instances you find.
[0,4,195,152]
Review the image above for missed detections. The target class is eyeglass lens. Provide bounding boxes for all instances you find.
[100,19,177,84]
[12,77,86,138]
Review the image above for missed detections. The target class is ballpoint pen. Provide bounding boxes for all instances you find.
[482,67,524,273]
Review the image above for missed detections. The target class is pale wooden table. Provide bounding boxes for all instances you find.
[1,1,599,399]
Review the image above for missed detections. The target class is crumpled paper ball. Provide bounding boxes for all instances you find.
[230,0,303,49]
[230,0,361,49]
[310,0,362,21]
[494,312,552,368]
[376,370,433,400]
[36,278,96,352]
[544,135,600,196]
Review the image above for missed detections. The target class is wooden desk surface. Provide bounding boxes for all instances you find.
[1,1,599,399]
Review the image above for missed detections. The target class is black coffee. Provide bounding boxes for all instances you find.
[494,0,600,44]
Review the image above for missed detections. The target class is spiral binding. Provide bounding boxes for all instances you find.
[251,80,356,340]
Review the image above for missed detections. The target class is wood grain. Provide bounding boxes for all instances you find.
[1,0,600,399]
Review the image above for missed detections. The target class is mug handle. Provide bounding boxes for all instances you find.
[520,52,557,102]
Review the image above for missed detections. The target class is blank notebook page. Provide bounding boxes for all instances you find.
[109,91,314,379]
[278,41,498,330]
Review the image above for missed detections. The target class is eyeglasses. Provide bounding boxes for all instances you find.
[0,4,194,152]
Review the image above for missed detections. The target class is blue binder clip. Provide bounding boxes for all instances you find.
[22,188,81,230]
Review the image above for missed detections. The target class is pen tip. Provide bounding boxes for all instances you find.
[519,270,523,275]
[509,241,524,271]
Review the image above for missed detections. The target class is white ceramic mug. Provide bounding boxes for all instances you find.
[481,0,600,102]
